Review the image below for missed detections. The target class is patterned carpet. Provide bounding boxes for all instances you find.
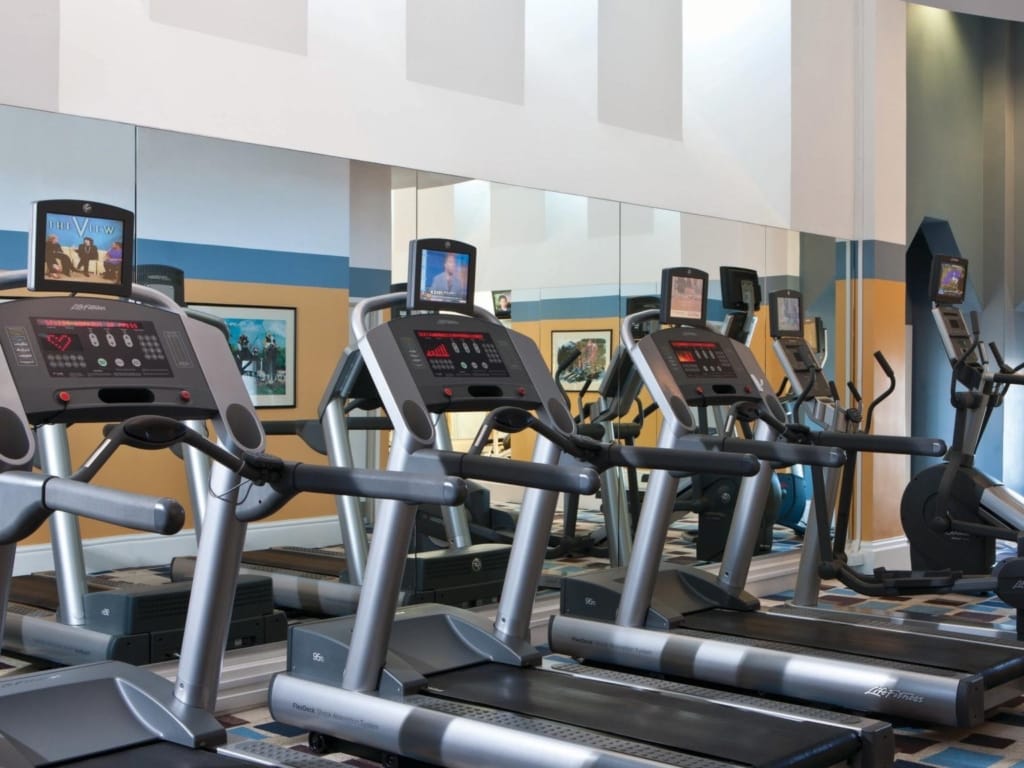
[4,513,1024,766]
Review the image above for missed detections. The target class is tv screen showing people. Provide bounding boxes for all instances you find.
[660,267,708,326]
[408,238,476,312]
[29,200,134,298]
[930,255,968,305]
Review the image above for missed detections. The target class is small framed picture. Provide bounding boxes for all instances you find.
[491,290,512,319]
[551,329,612,392]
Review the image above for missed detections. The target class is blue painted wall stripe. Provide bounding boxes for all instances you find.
[349,267,391,298]
[0,230,28,270]
[137,239,348,288]
[0,230,350,289]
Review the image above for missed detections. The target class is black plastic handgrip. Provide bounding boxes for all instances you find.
[812,432,946,457]
[43,476,185,534]
[874,350,894,379]
[611,444,759,477]
[993,372,1024,386]
[708,436,846,468]
[445,452,599,495]
[290,464,466,506]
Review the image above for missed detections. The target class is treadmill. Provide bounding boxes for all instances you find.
[268,239,894,768]
[0,200,468,766]
[172,315,513,616]
[551,266,1024,728]
[4,254,286,666]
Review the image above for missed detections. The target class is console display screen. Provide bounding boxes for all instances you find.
[668,339,736,378]
[936,262,965,302]
[31,317,173,378]
[776,296,801,333]
[415,330,509,377]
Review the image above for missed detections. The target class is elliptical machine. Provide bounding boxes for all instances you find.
[900,253,1024,576]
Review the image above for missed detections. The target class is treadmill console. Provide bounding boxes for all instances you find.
[774,336,832,400]
[0,297,219,424]
[639,326,764,409]
[413,329,510,379]
[387,314,542,412]
[933,305,980,368]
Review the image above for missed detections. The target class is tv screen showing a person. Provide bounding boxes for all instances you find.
[492,290,512,319]
[938,262,965,300]
[419,249,471,305]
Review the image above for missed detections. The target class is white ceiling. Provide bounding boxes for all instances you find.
[905,0,1024,24]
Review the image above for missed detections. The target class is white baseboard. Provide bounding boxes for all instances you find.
[846,536,911,573]
[13,516,343,575]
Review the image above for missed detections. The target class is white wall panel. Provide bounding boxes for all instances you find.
[50,0,800,234]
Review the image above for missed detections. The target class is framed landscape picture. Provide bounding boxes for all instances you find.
[551,329,612,392]
[191,304,296,408]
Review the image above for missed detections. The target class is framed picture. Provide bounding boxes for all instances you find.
[190,304,296,408]
[491,289,512,319]
[552,329,612,392]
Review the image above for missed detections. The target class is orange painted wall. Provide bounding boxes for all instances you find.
[21,278,350,546]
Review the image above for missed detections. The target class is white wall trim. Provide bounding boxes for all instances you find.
[847,535,911,573]
[13,515,342,576]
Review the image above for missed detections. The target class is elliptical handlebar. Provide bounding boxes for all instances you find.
[864,351,897,434]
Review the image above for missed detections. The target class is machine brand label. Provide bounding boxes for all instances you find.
[69,303,106,311]
[312,651,326,663]
[1013,580,1024,590]
[471,557,482,572]
[292,703,316,713]
[864,686,924,703]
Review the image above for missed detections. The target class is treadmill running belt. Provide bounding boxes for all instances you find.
[62,742,255,766]
[426,663,859,768]
[684,610,1024,687]
[242,548,346,577]
[8,573,112,612]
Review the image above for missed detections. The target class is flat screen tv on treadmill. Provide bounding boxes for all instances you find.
[768,288,803,338]
[659,266,707,326]
[28,199,134,297]
[408,238,476,311]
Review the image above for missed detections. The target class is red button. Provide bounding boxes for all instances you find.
[180,390,191,402]
[745,385,752,394]
[57,391,71,404]
[517,387,526,396]
[443,387,454,398]
[696,386,704,395]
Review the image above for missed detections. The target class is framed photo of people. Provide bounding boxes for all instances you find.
[190,304,296,408]
[551,329,612,393]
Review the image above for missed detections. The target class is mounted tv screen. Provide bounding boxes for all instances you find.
[29,199,134,298]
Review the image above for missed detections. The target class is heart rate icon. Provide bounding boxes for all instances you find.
[46,334,73,352]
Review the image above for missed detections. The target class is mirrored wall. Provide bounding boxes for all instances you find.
[0,101,849,562]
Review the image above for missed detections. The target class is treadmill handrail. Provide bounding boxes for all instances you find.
[704,435,846,467]
[811,431,946,457]
[235,462,467,523]
[409,449,599,495]
[352,291,504,341]
[0,471,185,544]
